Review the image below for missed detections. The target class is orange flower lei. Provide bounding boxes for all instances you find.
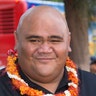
[6,49,79,96]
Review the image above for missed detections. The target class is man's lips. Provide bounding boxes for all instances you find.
[37,57,54,59]
[35,58,55,63]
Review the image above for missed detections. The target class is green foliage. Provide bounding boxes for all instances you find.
[88,0,96,15]
[88,0,96,22]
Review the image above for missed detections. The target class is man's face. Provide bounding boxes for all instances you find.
[15,14,71,82]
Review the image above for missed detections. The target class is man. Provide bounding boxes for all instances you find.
[90,56,96,74]
[0,5,96,96]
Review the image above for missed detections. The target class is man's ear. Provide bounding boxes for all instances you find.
[68,32,72,52]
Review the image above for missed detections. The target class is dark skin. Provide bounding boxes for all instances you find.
[15,6,71,93]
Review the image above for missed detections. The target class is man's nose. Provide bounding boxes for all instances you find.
[37,42,53,53]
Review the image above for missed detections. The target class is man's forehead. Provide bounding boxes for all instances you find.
[16,5,69,36]
[18,5,65,26]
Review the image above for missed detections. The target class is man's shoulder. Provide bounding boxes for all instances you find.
[0,68,6,76]
[78,68,96,96]
[78,69,96,96]
[0,68,11,87]
[78,68,96,80]
[0,68,21,96]
[78,68,96,83]
[0,68,8,82]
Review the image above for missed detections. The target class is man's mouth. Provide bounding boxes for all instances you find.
[36,57,55,63]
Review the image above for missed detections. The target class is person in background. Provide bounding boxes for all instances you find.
[90,56,96,74]
[0,5,96,96]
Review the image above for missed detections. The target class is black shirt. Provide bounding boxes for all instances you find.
[0,67,96,96]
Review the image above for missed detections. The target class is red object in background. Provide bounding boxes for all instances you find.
[0,0,27,68]
[0,0,27,33]
[0,34,14,67]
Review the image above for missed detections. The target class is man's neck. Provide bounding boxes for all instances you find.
[25,69,64,93]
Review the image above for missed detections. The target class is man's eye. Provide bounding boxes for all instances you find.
[29,39,42,44]
[30,39,40,42]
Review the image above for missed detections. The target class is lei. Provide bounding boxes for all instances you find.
[6,49,79,96]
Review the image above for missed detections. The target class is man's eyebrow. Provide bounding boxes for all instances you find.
[25,35,63,40]
[26,35,42,39]
[49,35,63,39]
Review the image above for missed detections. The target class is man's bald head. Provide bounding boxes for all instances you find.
[15,6,71,83]
[16,5,69,34]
